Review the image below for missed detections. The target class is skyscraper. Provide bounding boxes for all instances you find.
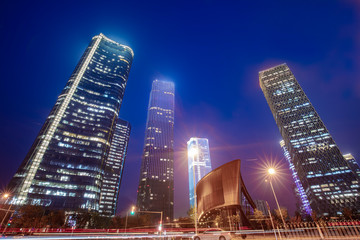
[187,137,212,207]
[8,34,133,212]
[343,154,360,179]
[99,118,131,216]
[260,63,360,216]
[280,140,311,215]
[137,80,175,221]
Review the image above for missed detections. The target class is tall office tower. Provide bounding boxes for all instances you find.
[137,80,175,221]
[343,154,360,179]
[260,63,360,216]
[8,34,133,212]
[99,118,131,216]
[280,140,312,215]
[187,137,212,207]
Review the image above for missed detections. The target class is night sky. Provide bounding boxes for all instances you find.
[1,1,360,218]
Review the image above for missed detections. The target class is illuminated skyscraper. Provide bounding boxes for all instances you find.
[99,118,131,216]
[343,154,360,179]
[260,63,360,216]
[137,80,175,221]
[8,34,133,212]
[280,140,311,215]
[187,137,212,207]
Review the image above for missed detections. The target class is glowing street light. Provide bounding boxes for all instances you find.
[268,168,276,175]
[267,167,286,228]
[188,147,198,235]
[1,193,13,232]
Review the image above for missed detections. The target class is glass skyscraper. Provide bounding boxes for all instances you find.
[343,154,360,179]
[187,137,212,207]
[260,63,360,216]
[99,118,131,216]
[137,80,175,221]
[280,140,312,215]
[8,34,133,212]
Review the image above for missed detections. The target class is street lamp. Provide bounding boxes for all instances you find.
[125,205,136,233]
[188,147,198,235]
[267,168,286,228]
[1,193,13,234]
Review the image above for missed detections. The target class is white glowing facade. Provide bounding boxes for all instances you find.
[8,34,133,212]
[187,137,212,207]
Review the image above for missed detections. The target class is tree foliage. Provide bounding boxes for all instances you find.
[187,207,195,222]
[274,207,288,224]
[12,205,45,228]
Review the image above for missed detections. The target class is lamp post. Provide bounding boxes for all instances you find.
[0,194,12,228]
[267,168,286,228]
[188,147,198,235]
[125,206,136,234]
[1,193,14,236]
[266,201,277,240]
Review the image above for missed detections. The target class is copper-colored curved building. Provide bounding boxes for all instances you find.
[196,159,255,229]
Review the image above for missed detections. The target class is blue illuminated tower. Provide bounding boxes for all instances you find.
[137,80,175,221]
[187,137,212,207]
[260,64,360,216]
[99,118,131,216]
[8,34,133,212]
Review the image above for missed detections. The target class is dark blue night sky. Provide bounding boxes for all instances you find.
[1,0,359,217]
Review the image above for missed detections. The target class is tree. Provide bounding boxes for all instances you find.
[41,210,65,228]
[110,216,124,229]
[290,211,302,223]
[12,205,45,228]
[274,207,288,225]
[342,207,354,221]
[311,211,317,222]
[187,207,195,222]
[253,209,265,230]
[88,212,111,229]
[230,214,241,230]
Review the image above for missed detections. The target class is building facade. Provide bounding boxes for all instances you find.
[196,159,255,229]
[137,80,175,221]
[187,137,212,207]
[343,154,360,179]
[8,34,133,212]
[99,118,131,216]
[259,63,360,216]
[280,140,312,216]
[254,199,269,216]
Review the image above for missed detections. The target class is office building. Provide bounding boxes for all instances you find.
[259,63,360,216]
[137,80,175,221]
[187,137,212,207]
[8,34,133,212]
[343,154,360,179]
[280,140,312,215]
[99,118,131,216]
